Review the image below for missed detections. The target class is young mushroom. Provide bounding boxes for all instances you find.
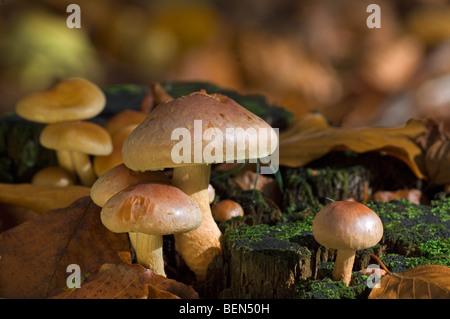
[101,183,202,277]
[312,201,384,286]
[15,77,106,175]
[122,90,278,281]
[212,199,244,223]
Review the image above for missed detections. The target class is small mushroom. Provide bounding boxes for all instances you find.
[312,201,383,286]
[40,120,112,186]
[212,199,244,223]
[31,166,75,187]
[101,183,202,276]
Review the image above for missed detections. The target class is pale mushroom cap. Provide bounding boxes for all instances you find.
[31,166,75,187]
[101,183,202,235]
[312,201,383,251]
[40,120,113,155]
[122,90,278,171]
[91,163,170,207]
[16,77,106,123]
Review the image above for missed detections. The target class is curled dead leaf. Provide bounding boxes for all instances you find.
[279,113,427,179]
[425,139,450,186]
[369,264,450,299]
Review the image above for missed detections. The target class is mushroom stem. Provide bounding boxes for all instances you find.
[56,150,75,174]
[171,164,222,281]
[332,249,356,286]
[71,151,97,186]
[130,232,165,276]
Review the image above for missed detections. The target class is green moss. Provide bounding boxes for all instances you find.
[293,272,370,299]
[365,199,450,255]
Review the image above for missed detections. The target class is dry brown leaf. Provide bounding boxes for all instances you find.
[0,183,90,213]
[50,263,198,299]
[369,264,450,299]
[425,139,450,186]
[279,112,427,179]
[0,197,130,298]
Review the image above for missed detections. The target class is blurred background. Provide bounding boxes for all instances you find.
[0,0,449,133]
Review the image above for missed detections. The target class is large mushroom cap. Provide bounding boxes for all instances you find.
[15,77,106,123]
[40,120,113,156]
[101,183,202,235]
[122,90,278,171]
[312,201,383,251]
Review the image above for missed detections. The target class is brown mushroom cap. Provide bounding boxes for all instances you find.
[91,163,170,207]
[312,201,383,251]
[15,77,106,123]
[122,90,278,171]
[40,120,113,156]
[101,183,202,235]
[212,199,244,223]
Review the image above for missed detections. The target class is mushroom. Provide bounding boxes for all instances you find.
[101,183,202,276]
[312,201,384,286]
[15,77,106,175]
[122,90,278,280]
[31,166,75,187]
[212,199,244,223]
[40,120,112,186]
[94,124,139,177]
[90,163,170,207]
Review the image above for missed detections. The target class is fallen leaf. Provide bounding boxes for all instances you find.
[369,264,450,299]
[279,112,427,179]
[50,263,198,299]
[0,197,130,298]
[424,139,450,186]
[0,183,90,213]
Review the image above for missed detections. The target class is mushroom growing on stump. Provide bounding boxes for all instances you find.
[122,90,278,281]
[312,201,384,286]
[101,183,202,277]
[15,77,106,176]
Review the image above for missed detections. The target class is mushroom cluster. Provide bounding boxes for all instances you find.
[121,89,278,280]
[15,77,113,186]
[312,201,384,286]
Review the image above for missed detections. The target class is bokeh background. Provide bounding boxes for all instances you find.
[1,0,450,133]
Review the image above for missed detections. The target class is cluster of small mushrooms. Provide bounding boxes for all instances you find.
[15,77,278,281]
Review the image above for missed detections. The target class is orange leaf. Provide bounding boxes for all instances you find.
[369,264,450,299]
